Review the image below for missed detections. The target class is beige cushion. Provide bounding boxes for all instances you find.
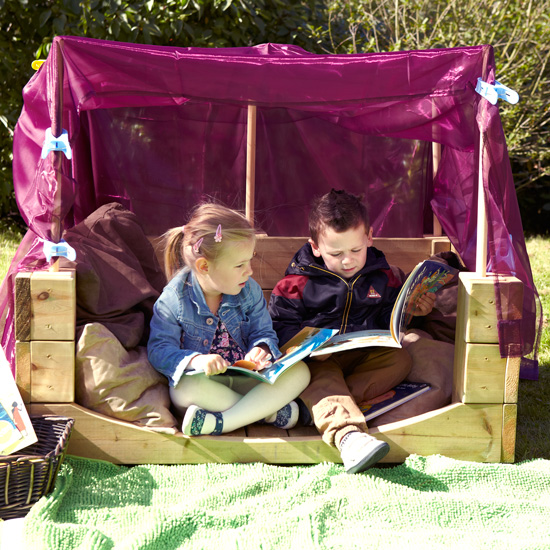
[369,329,454,426]
[76,323,177,433]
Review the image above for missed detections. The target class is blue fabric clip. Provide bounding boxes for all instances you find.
[41,127,73,159]
[475,78,519,105]
[43,239,77,262]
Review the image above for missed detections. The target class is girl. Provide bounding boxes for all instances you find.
[147,203,310,436]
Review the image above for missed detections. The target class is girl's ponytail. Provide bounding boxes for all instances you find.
[163,227,186,280]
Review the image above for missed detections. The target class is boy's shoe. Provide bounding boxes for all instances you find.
[339,431,390,474]
[296,397,314,427]
[261,401,299,430]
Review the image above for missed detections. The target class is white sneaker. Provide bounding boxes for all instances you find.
[339,431,390,474]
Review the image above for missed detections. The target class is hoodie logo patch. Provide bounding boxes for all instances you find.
[367,286,382,299]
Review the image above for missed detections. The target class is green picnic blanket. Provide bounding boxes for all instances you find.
[24,455,550,549]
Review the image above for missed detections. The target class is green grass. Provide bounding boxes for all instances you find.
[515,236,550,461]
[0,229,548,460]
[0,221,23,278]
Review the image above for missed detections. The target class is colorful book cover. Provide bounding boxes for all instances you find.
[359,382,431,421]
[0,349,38,456]
[390,259,459,343]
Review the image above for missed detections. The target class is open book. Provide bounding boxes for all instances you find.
[359,382,431,421]
[185,327,338,384]
[1,349,38,456]
[305,258,459,357]
[185,260,456,384]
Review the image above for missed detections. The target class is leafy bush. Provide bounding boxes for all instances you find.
[324,0,550,234]
[0,0,327,223]
[1,0,549,233]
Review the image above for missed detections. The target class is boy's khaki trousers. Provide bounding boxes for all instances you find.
[300,347,412,448]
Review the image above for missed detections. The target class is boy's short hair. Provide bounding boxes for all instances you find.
[309,189,370,244]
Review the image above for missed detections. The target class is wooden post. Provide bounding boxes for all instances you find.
[245,104,257,226]
[432,142,442,236]
[476,133,488,276]
[49,40,65,272]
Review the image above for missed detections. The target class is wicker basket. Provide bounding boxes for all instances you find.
[0,416,74,520]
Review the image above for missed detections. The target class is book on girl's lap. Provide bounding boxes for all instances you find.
[359,382,432,421]
[0,348,38,456]
[304,258,459,357]
[185,327,339,384]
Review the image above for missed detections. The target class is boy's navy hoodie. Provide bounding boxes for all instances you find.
[268,243,403,346]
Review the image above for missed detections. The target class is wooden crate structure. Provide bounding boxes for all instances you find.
[7,38,531,467]
[14,235,523,465]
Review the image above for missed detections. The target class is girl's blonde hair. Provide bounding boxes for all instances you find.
[163,203,255,280]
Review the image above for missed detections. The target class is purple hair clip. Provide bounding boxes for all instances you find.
[214,224,223,243]
[192,238,204,254]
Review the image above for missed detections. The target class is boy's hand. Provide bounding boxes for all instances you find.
[189,354,229,376]
[412,292,436,316]
[244,346,272,371]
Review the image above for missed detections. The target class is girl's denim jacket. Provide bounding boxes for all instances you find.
[147,268,281,387]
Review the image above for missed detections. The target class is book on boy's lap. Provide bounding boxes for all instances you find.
[306,258,459,357]
[359,382,431,421]
[185,327,338,384]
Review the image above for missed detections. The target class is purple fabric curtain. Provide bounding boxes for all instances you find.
[1,37,540,377]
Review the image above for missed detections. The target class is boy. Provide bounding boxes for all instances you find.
[268,189,435,473]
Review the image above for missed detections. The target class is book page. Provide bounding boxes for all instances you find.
[309,329,401,357]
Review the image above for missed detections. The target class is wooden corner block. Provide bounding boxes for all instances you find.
[30,341,75,403]
[456,272,523,344]
[30,269,76,341]
[453,342,508,404]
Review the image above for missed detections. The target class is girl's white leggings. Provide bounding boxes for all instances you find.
[169,361,310,433]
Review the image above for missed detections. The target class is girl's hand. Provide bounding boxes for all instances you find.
[412,291,436,316]
[189,354,229,376]
[244,346,272,371]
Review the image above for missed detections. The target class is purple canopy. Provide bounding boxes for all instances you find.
[1,37,540,377]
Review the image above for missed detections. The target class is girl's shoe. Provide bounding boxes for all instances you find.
[182,405,224,436]
[262,401,299,430]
